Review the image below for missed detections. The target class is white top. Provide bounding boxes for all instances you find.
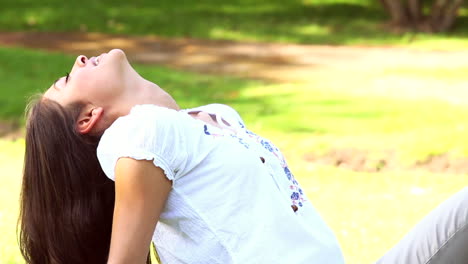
[97,104,344,264]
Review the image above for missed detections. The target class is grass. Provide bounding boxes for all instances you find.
[0,139,25,264]
[0,48,72,122]
[1,0,468,49]
[1,47,468,263]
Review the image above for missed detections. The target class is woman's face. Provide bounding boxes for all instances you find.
[44,49,130,106]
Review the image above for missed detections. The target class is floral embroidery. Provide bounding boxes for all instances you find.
[203,124,249,148]
[203,117,306,212]
[204,125,211,135]
[261,140,274,152]
[244,129,307,211]
[284,167,292,180]
[230,134,250,149]
[291,192,299,200]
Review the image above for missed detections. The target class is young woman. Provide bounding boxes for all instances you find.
[20,49,345,264]
[20,49,467,264]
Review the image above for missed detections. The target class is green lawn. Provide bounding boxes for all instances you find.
[1,0,468,49]
[0,47,467,263]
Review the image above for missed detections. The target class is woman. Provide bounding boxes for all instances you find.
[20,49,345,264]
[20,49,467,264]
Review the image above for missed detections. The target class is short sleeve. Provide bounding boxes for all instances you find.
[97,105,189,182]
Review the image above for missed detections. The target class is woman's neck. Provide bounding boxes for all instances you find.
[121,78,180,113]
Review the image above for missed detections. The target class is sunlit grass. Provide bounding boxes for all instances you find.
[239,81,468,164]
[0,139,25,264]
[383,67,468,80]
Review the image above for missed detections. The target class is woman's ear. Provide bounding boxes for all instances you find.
[76,106,104,134]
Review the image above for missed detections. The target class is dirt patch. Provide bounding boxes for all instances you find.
[414,153,468,174]
[304,148,397,173]
[304,149,468,174]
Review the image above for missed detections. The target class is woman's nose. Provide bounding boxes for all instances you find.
[75,55,88,67]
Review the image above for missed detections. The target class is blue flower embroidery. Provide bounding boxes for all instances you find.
[291,192,299,200]
[245,130,257,136]
[284,167,292,180]
[204,125,211,135]
[232,135,249,149]
[261,140,274,152]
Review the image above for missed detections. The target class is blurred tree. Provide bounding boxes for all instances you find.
[379,0,464,32]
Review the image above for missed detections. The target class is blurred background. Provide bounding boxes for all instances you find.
[1,0,468,263]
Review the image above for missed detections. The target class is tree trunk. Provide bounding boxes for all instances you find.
[430,0,464,32]
[431,0,450,22]
[380,0,409,26]
[407,0,422,23]
[379,0,464,32]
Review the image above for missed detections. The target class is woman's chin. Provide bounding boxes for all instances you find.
[109,49,127,59]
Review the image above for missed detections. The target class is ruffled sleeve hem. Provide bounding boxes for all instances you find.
[115,149,176,182]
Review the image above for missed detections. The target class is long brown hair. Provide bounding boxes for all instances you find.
[19,98,153,263]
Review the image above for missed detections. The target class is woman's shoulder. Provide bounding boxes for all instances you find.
[126,104,182,123]
[182,103,246,129]
[97,104,192,180]
[129,104,178,115]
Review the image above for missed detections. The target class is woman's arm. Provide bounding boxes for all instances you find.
[107,158,172,264]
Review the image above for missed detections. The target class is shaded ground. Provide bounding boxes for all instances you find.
[2,31,468,173]
[1,32,468,83]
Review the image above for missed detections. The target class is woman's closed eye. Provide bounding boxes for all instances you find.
[65,72,70,83]
[53,72,70,90]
